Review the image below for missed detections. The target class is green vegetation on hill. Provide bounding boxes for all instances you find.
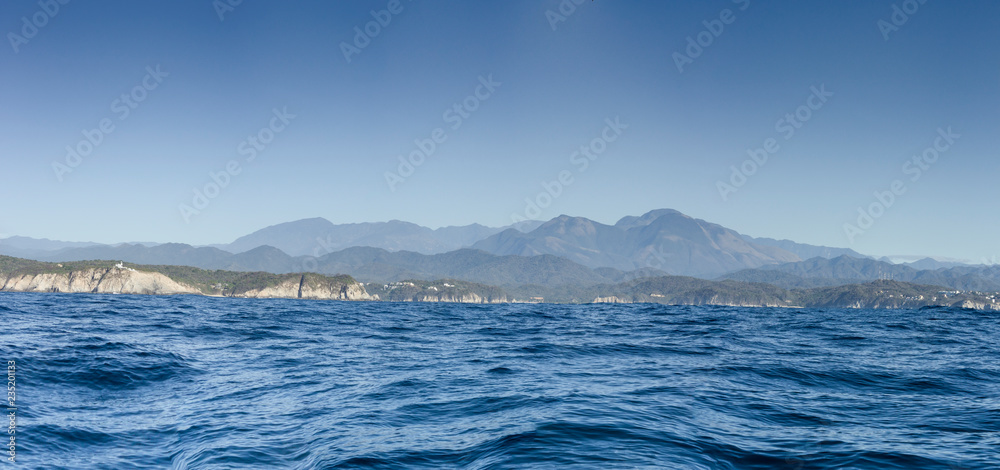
[0,256,113,275]
[0,255,357,297]
[791,280,980,309]
[141,264,356,296]
[722,256,1000,291]
[505,277,792,305]
[619,277,792,306]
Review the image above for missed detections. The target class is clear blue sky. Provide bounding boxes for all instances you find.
[2,0,998,260]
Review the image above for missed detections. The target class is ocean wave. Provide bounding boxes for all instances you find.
[3,292,998,469]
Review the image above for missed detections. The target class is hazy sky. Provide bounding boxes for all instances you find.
[2,1,998,261]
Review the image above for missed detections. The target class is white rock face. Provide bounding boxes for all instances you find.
[411,292,507,303]
[303,280,372,301]
[234,277,373,301]
[593,296,630,303]
[236,282,301,299]
[1,268,198,295]
[1,268,373,300]
[955,299,1000,311]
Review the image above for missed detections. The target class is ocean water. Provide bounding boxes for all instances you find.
[1,293,998,469]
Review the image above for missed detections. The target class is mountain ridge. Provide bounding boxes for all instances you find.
[472,210,802,277]
[7,209,996,289]
[222,219,543,256]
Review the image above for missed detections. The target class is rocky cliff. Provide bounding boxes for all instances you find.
[409,292,507,303]
[369,279,508,303]
[593,296,630,303]
[1,267,199,295]
[954,299,1000,311]
[234,274,372,301]
[0,261,372,301]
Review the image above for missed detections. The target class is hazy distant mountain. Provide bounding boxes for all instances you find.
[36,243,234,269]
[756,255,913,281]
[224,218,428,256]
[472,209,801,277]
[0,237,166,261]
[0,212,865,280]
[720,255,1000,291]
[310,247,619,286]
[221,218,539,256]
[0,236,104,259]
[10,210,994,289]
[740,235,868,261]
[876,255,975,268]
[473,216,626,268]
[28,241,650,288]
[0,236,101,252]
[716,270,851,289]
[218,245,297,273]
[904,257,970,270]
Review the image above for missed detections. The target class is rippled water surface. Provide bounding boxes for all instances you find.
[2,292,998,469]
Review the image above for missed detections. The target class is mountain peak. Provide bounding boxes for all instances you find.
[615,209,686,229]
[470,210,800,277]
[536,215,609,235]
[270,217,336,231]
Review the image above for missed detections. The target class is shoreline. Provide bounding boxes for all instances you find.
[0,289,996,312]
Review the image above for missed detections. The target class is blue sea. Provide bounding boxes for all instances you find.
[1,292,998,469]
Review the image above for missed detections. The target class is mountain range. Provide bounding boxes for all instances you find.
[471,209,801,277]
[1,209,993,292]
[219,218,544,256]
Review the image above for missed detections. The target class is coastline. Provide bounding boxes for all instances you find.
[2,256,998,310]
[1,287,997,311]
